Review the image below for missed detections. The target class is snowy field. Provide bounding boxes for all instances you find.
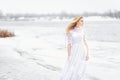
[0,17,120,80]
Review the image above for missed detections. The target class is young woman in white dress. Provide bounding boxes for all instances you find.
[60,16,89,80]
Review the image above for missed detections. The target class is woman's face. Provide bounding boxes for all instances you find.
[78,18,84,25]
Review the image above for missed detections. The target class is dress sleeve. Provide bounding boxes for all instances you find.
[82,28,87,43]
[66,30,72,46]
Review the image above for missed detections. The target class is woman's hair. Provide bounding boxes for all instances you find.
[66,16,83,34]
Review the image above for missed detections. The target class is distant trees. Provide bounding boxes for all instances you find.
[0,10,4,19]
[101,10,120,19]
[0,9,120,21]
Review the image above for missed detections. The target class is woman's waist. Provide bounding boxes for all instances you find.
[71,42,86,49]
[72,42,84,45]
[72,41,83,44]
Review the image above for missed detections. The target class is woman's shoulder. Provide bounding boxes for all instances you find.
[68,29,73,33]
[70,29,73,33]
[66,29,73,35]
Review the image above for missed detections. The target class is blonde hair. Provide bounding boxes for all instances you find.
[66,16,83,34]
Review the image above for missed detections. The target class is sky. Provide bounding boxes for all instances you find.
[0,0,120,14]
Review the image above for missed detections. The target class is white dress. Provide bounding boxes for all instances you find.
[60,26,87,80]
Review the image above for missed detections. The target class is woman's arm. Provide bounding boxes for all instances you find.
[66,31,72,60]
[84,36,89,55]
[67,44,71,60]
[83,30,89,61]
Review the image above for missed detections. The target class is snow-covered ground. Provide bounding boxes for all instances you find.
[0,17,120,80]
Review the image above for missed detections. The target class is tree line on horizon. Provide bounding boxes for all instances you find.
[0,10,120,21]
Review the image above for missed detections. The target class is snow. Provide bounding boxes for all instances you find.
[0,18,120,80]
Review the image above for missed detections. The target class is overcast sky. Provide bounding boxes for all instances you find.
[0,0,119,14]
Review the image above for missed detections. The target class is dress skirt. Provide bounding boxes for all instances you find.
[60,43,87,80]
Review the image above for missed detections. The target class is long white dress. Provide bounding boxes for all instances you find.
[60,26,87,80]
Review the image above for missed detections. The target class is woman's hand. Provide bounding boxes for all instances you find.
[86,55,89,61]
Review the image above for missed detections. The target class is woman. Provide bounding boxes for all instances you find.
[60,16,89,80]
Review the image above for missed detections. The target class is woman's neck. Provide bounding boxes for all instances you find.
[76,24,82,28]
